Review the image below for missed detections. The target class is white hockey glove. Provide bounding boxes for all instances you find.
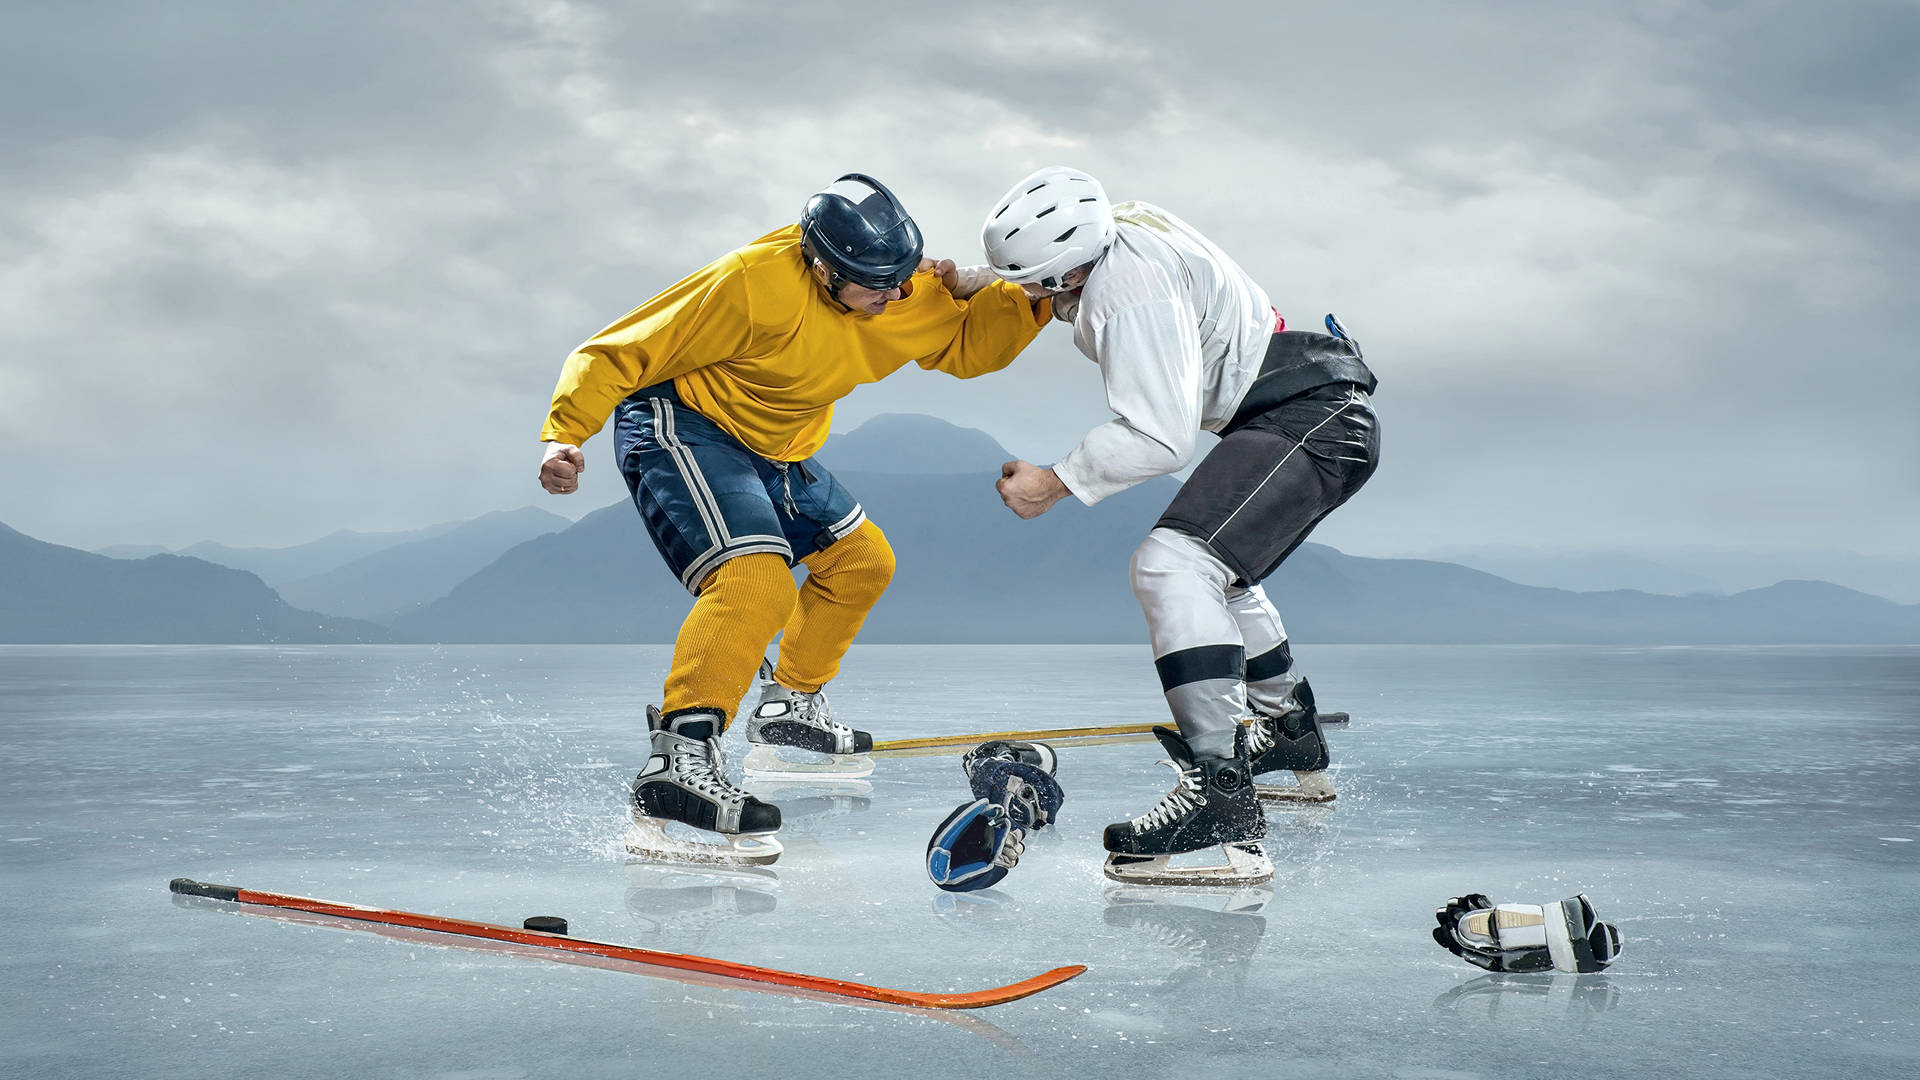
[1433,892,1622,973]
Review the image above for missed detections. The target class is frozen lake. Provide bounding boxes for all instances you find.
[4,644,1917,1079]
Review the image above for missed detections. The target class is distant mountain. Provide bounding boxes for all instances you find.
[1262,548,1920,644]
[1424,547,1728,596]
[392,416,1920,645]
[162,520,473,587]
[22,415,1920,645]
[390,502,694,642]
[1417,544,1920,604]
[95,543,171,559]
[390,468,1179,644]
[277,507,570,621]
[814,414,1011,475]
[1,522,390,643]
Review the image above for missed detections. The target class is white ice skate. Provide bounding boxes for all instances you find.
[1101,727,1274,888]
[742,666,875,781]
[626,706,784,867]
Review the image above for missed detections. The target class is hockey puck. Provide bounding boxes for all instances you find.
[523,916,568,935]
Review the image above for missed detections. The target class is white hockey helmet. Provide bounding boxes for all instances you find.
[981,166,1115,290]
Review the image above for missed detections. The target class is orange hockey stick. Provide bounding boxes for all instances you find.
[169,878,1083,1009]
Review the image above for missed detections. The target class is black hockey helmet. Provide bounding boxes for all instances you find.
[799,173,924,291]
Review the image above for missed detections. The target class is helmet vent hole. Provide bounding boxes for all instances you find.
[1006,263,1023,271]
[1034,205,1057,218]
[1054,226,1077,242]
[1079,197,1099,203]
[1003,226,1022,239]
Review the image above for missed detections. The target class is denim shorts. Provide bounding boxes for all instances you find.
[612,384,866,594]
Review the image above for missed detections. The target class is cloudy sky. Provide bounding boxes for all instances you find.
[4,0,1915,566]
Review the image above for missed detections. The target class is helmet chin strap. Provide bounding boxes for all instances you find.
[813,259,858,312]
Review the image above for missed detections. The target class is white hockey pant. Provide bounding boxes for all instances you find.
[1131,527,1305,760]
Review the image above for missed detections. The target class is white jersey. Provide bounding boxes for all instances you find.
[1051,201,1275,505]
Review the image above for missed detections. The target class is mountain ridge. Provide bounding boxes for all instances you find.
[11,415,1919,645]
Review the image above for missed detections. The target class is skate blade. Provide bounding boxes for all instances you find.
[623,860,781,889]
[741,743,875,781]
[623,817,782,867]
[1101,842,1274,888]
[1103,883,1275,914]
[1256,770,1336,804]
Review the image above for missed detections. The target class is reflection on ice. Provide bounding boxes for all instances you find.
[624,862,781,951]
[1432,972,1622,1022]
[742,779,875,837]
[1103,886,1271,994]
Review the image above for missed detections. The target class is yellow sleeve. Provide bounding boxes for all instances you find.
[916,280,1053,379]
[540,256,756,446]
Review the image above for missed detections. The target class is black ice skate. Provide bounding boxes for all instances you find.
[742,664,875,780]
[1246,678,1337,804]
[1102,726,1272,887]
[627,706,783,866]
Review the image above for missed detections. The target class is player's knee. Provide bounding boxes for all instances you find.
[827,520,896,600]
[1130,527,1227,603]
[855,521,896,589]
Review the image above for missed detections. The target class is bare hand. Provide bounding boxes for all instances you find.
[996,459,1071,519]
[540,442,585,495]
[919,256,959,293]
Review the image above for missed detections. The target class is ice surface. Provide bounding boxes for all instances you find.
[3,644,1918,1078]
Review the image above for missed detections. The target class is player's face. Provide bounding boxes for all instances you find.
[811,259,906,315]
[836,279,905,315]
[1019,265,1089,300]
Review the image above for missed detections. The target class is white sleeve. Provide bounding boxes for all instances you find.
[1051,301,1202,505]
[948,265,1001,299]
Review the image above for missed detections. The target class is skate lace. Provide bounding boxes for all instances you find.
[793,691,854,739]
[1134,759,1206,830]
[671,736,746,809]
[1245,715,1274,756]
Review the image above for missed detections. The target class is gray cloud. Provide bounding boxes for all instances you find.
[1,0,1913,566]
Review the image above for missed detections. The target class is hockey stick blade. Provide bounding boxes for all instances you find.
[169,878,1083,1009]
[874,713,1349,755]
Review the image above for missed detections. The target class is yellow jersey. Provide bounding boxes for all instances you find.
[541,224,1050,462]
